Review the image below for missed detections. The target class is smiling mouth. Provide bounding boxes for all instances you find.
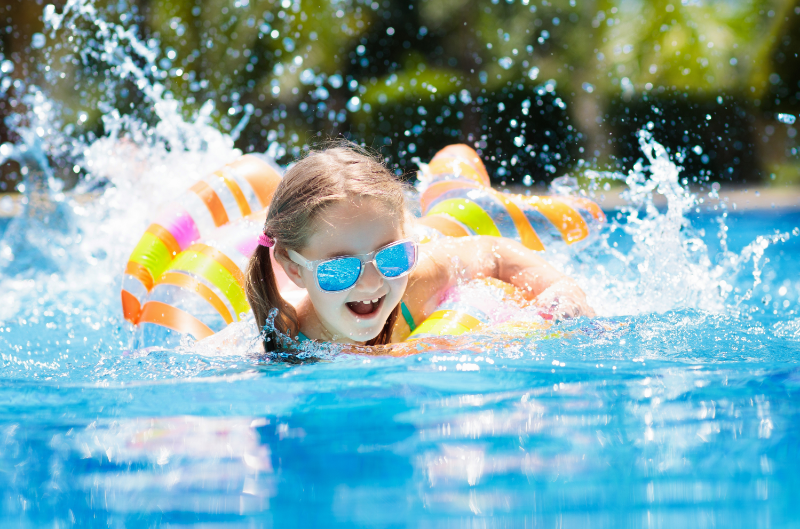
[346,295,384,317]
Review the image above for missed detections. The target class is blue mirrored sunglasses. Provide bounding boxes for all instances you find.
[287,239,418,293]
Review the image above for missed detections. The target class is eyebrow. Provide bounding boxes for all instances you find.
[321,237,403,260]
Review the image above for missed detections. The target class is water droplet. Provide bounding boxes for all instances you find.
[31,33,46,50]
[299,69,315,85]
[314,86,329,100]
[522,175,533,186]
[346,96,361,112]
[0,60,13,74]
[581,82,594,93]
[777,113,797,125]
[527,67,539,80]
[498,57,513,70]
[692,145,703,155]
[705,114,712,121]
[328,74,343,89]
[514,136,524,147]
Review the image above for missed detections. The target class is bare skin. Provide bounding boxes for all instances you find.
[391,235,596,342]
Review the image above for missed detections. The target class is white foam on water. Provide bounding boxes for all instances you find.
[0,0,796,364]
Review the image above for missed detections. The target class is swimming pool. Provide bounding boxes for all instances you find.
[1,200,799,527]
[1,2,799,524]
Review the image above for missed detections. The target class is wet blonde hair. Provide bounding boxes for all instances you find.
[246,142,408,352]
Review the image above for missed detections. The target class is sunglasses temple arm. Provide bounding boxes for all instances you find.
[287,249,314,272]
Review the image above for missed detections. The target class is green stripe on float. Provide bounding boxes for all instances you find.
[129,232,173,280]
[426,198,501,237]
[168,251,250,318]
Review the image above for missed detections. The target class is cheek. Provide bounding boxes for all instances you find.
[310,291,346,313]
[386,276,409,300]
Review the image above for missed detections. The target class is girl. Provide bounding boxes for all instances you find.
[246,144,594,352]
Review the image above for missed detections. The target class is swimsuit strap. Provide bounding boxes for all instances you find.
[400,300,416,332]
[296,303,417,341]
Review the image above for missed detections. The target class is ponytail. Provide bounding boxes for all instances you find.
[245,244,299,352]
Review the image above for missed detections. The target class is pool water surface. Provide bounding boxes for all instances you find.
[1,206,799,528]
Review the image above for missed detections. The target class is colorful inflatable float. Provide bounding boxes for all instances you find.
[121,145,605,348]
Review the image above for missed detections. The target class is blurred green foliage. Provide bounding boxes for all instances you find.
[0,0,798,191]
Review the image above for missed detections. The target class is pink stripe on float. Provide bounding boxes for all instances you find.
[156,206,201,251]
[236,235,260,259]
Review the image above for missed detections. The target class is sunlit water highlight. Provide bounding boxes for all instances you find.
[1,2,800,527]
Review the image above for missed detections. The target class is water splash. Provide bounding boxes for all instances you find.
[561,129,796,319]
[0,0,796,371]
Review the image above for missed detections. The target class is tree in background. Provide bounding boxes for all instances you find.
[0,0,798,190]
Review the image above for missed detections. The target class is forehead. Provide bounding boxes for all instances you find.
[303,197,404,259]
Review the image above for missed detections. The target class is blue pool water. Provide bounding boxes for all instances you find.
[1,206,799,527]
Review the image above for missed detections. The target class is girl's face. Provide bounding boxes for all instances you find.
[281,197,408,343]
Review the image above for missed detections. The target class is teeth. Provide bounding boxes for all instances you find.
[356,297,381,305]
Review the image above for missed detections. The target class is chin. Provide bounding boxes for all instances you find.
[345,323,384,343]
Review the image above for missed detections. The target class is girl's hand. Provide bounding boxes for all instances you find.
[531,278,596,321]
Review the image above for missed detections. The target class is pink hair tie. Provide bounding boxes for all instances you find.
[258,232,275,248]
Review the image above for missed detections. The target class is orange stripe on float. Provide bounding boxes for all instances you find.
[565,196,606,222]
[145,223,181,257]
[234,155,282,208]
[125,260,154,291]
[190,180,229,227]
[158,271,234,325]
[427,158,485,186]
[431,144,490,186]
[487,189,545,251]
[121,289,142,324]
[138,300,214,340]
[524,196,589,244]
[420,180,480,212]
[192,243,246,287]
[216,170,252,217]
[416,214,471,238]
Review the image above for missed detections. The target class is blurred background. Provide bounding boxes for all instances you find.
[0,0,798,192]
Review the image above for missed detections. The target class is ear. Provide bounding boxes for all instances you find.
[274,248,307,289]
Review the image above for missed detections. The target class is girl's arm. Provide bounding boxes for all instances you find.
[397,236,594,338]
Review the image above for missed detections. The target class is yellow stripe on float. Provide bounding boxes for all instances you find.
[426,199,501,237]
[129,232,173,282]
[168,249,249,319]
[408,310,483,338]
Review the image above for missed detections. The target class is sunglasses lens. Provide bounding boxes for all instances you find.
[375,241,417,278]
[316,257,362,292]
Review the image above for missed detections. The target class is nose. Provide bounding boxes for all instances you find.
[355,261,383,293]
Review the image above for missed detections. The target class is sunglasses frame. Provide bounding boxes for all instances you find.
[286,238,419,293]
